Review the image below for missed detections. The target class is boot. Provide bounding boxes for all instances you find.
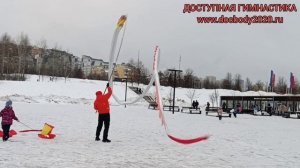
[102,139,111,143]
[4,135,9,141]
[95,137,100,141]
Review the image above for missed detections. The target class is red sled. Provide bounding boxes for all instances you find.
[0,130,17,138]
[38,134,56,139]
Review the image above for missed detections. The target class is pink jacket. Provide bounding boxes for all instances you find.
[0,107,18,125]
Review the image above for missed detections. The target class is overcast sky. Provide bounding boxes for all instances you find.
[1,0,299,82]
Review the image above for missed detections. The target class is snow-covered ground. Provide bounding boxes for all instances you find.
[1,75,300,168]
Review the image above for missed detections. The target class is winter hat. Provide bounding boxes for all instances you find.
[96,91,102,96]
[5,100,12,107]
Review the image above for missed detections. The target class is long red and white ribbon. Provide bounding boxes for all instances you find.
[152,46,210,144]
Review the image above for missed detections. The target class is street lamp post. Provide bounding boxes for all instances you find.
[168,69,182,114]
[124,69,129,108]
[124,76,128,108]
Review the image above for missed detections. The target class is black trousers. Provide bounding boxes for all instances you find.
[233,112,237,118]
[96,113,110,140]
[2,124,11,141]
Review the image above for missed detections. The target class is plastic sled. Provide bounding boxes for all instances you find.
[41,123,54,135]
[38,134,56,139]
[0,129,17,137]
[37,123,56,139]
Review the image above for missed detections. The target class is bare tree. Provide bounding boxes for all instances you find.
[62,53,72,83]
[276,77,287,94]
[203,76,218,89]
[167,71,173,86]
[222,72,233,89]
[209,89,219,107]
[234,73,242,91]
[295,80,300,94]
[183,68,194,88]
[16,33,30,80]
[245,77,253,91]
[186,89,201,105]
[253,80,265,91]
[209,94,215,107]
[193,76,201,89]
[35,39,47,81]
[0,33,12,79]
[49,44,63,81]
[126,58,150,85]
[167,88,173,106]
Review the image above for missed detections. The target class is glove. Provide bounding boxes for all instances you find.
[106,83,109,88]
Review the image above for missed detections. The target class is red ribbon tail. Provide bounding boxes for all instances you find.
[167,134,210,144]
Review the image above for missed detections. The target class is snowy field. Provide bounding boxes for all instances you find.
[1,75,300,168]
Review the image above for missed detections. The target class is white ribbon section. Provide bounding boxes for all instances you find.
[109,45,160,106]
[108,27,122,86]
[112,73,156,105]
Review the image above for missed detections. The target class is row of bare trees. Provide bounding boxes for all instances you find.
[154,68,300,94]
[0,33,80,81]
[120,58,300,94]
[2,32,298,94]
[126,58,150,85]
[0,33,31,80]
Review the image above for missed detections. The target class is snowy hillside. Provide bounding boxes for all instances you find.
[1,75,300,168]
[0,75,142,106]
[0,75,277,107]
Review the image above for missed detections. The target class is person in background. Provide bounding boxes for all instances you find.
[267,103,272,116]
[94,83,113,143]
[195,100,199,109]
[192,100,196,109]
[206,102,210,111]
[222,102,227,112]
[0,100,19,142]
[253,104,258,115]
[217,107,223,120]
[233,103,241,118]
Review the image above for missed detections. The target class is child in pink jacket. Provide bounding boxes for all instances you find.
[0,100,19,141]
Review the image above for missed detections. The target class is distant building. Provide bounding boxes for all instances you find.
[114,63,131,79]
[31,47,44,73]
[81,55,109,77]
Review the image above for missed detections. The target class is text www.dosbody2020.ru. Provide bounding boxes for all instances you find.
[197,15,283,25]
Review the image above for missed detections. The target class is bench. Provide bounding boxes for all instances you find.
[205,107,218,115]
[143,96,158,110]
[282,111,300,119]
[148,103,158,109]
[181,107,201,114]
[206,107,231,118]
[163,105,180,112]
[253,111,272,116]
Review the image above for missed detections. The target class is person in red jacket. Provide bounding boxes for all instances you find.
[94,83,112,142]
[0,100,19,141]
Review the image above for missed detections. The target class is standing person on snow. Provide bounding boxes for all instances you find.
[94,83,112,143]
[267,103,272,116]
[195,100,199,109]
[206,102,210,111]
[0,100,19,141]
[222,102,227,112]
[233,103,241,118]
[192,101,196,109]
[217,107,223,120]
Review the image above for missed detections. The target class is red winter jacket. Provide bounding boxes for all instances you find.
[0,107,18,125]
[94,87,112,114]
